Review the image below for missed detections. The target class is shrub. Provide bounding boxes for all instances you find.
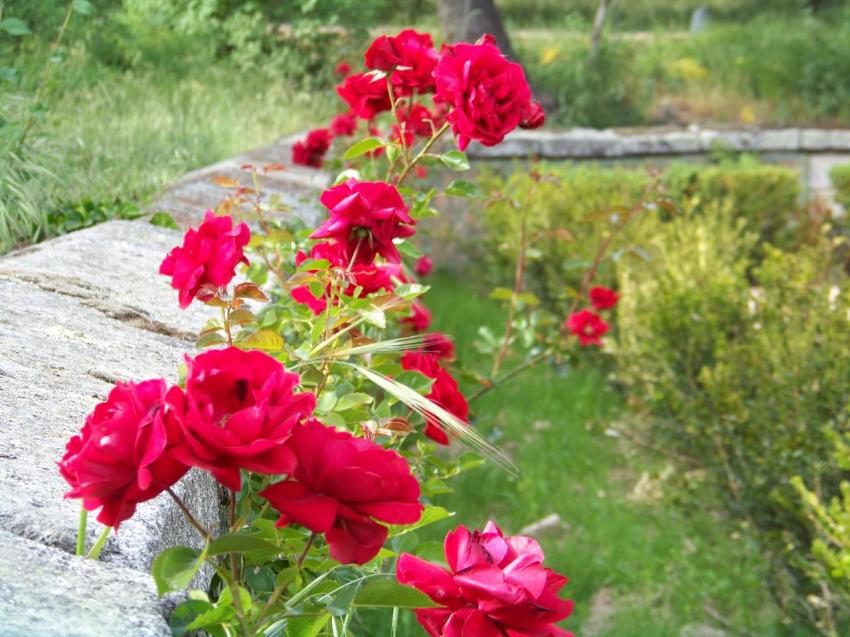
[615,208,850,630]
[830,163,850,212]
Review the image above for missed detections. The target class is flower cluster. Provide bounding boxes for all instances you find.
[398,521,573,636]
[564,286,619,347]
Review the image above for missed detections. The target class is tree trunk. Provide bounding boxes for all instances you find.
[589,0,609,61]
[436,0,519,62]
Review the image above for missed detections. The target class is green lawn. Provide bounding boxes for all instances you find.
[393,271,798,636]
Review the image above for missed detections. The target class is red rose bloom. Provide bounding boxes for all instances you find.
[329,113,357,137]
[58,380,187,529]
[337,72,392,120]
[311,179,415,264]
[520,100,546,130]
[168,347,316,491]
[401,351,468,445]
[565,310,609,347]
[290,241,398,315]
[365,29,438,94]
[397,521,574,637]
[589,286,619,310]
[335,61,351,76]
[434,34,535,151]
[292,128,332,168]
[422,332,456,362]
[402,301,432,333]
[414,165,429,180]
[260,420,423,564]
[399,104,442,138]
[159,211,250,309]
[414,255,434,277]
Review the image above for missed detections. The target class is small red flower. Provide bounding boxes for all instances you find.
[168,347,316,491]
[260,420,423,564]
[159,211,250,309]
[414,255,433,277]
[565,310,609,347]
[589,286,619,310]
[397,521,574,637]
[336,72,392,120]
[414,165,429,180]
[520,100,546,130]
[434,34,537,151]
[334,61,352,76]
[58,380,188,529]
[292,128,332,168]
[401,351,468,445]
[398,103,442,138]
[402,301,432,332]
[422,332,455,362]
[311,179,415,264]
[364,29,438,94]
[290,241,399,315]
[329,113,357,137]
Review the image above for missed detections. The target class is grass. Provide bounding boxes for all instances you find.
[382,271,803,636]
[0,48,335,252]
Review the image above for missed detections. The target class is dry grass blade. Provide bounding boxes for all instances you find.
[347,363,517,475]
[335,334,432,357]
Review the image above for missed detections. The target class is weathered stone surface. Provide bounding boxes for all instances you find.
[0,223,221,572]
[0,530,170,637]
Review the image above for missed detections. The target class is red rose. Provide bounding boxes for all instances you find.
[399,104,442,138]
[589,286,619,310]
[311,179,415,264]
[401,351,468,445]
[397,521,574,637]
[290,241,398,315]
[565,310,609,347]
[520,100,546,130]
[365,29,438,95]
[292,128,332,168]
[168,347,316,491]
[159,211,250,309]
[414,255,434,277]
[402,301,432,333]
[434,34,535,151]
[58,380,188,529]
[422,332,455,361]
[260,420,423,564]
[334,61,351,76]
[329,113,357,137]
[414,165,429,180]
[336,72,392,120]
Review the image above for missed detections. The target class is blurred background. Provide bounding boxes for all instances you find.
[4,2,850,636]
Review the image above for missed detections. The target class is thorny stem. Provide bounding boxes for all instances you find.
[396,123,451,186]
[166,487,212,540]
[386,73,409,161]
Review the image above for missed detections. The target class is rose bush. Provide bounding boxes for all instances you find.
[55,29,627,636]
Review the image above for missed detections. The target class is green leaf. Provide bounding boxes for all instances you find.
[207,534,279,557]
[196,332,227,349]
[236,329,284,351]
[489,287,514,302]
[0,18,30,36]
[287,613,330,637]
[343,137,385,160]
[359,304,386,329]
[151,546,206,595]
[389,505,453,537]
[445,180,483,198]
[72,0,94,15]
[149,211,179,230]
[395,370,436,395]
[335,392,373,411]
[352,578,440,609]
[440,150,470,171]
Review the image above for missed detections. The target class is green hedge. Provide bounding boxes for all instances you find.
[479,156,801,309]
[614,208,850,629]
[831,163,850,212]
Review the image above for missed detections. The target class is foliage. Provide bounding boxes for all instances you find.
[615,206,850,631]
[830,163,850,213]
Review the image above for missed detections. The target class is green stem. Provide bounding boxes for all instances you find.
[469,350,552,404]
[396,122,450,186]
[86,525,111,560]
[76,505,87,556]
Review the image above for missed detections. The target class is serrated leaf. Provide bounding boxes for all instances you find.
[335,392,373,411]
[352,578,440,609]
[151,546,206,595]
[229,308,256,326]
[389,505,452,537]
[210,175,238,188]
[196,332,227,348]
[489,287,514,301]
[439,150,470,171]
[445,180,483,198]
[236,329,284,351]
[149,211,179,230]
[343,137,385,160]
[359,304,386,328]
[234,282,268,302]
[0,18,30,36]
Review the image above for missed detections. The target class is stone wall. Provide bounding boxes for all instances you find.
[0,134,322,636]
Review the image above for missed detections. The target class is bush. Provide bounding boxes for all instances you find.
[830,163,850,212]
[478,157,801,308]
[615,209,850,630]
